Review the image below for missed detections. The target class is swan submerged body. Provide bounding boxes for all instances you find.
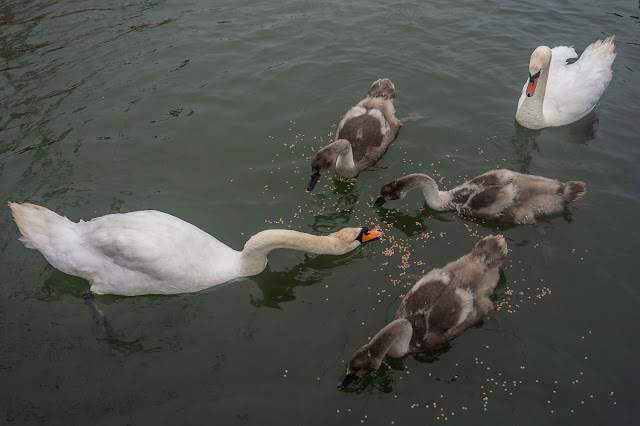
[307,78,401,191]
[9,202,381,296]
[338,235,508,390]
[373,169,586,225]
[515,36,616,129]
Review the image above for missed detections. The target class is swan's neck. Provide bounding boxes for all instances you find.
[366,319,413,359]
[405,174,450,210]
[239,230,338,276]
[516,64,550,129]
[332,139,358,178]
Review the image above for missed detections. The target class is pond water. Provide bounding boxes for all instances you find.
[1,0,638,424]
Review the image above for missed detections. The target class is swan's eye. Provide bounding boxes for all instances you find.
[355,227,369,242]
[528,70,541,82]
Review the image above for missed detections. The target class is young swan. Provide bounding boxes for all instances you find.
[307,78,402,191]
[338,235,508,390]
[515,36,616,129]
[372,169,586,225]
[9,202,381,296]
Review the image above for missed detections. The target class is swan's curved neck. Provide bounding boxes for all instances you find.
[366,319,413,359]
[239,230,337,276]
[403,174,450,210]
[331,139,358,177]
[516,64,551,128]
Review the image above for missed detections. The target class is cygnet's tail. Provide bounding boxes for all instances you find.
[471,235,508,268]
[560,181,587,203]
[9,202,77,250]
[367,78,396,100]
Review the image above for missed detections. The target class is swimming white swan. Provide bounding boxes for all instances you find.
[372,169,586,224]
[338,235,507,390]
[9,202,381,296]
[307,78,401,191]
[515,36,616,129]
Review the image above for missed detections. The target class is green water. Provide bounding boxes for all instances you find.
[1,0,638,424]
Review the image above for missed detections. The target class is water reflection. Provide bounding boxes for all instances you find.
[376,206,453,237]
[249,251,364,309]
[509,124,540,174]
[510,112,599,172]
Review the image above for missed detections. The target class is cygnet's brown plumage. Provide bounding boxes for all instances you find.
[307,78,402,191]
[373,169,586,224]
[338,235,508,390]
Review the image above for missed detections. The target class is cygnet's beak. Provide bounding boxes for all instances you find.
[372,196,387,208]
[337,373,359,391]
[307,172,321,191]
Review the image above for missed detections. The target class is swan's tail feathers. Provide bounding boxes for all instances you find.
[582,35,616,64]
[560,181,587,203]
[9,202,75,250]
[367,78,396,100]
[471,235,508,268]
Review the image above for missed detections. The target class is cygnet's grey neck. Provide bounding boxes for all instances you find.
[331,139,358,178]
[400,174,451,211]
[366,319,413,359]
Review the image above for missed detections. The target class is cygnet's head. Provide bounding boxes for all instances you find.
[337,346,382,391]
[307,142,349,191]
[526,46,552,97]
[372,175,417,208]
[328,227,382,254]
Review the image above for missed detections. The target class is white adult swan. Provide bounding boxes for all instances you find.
[338,235,508,390]
[9,202,381,296]
[515,36,616,129]
[306,78,402,191]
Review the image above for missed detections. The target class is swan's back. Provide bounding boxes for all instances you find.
[544,37,616,126]
[10,203,242,296]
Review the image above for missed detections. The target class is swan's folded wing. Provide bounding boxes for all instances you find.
[544,43,614,126]
[83,211,235,280]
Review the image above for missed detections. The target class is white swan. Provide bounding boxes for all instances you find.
[338,235,508,390]
[515,36,616,129]
[306,78,402,191]
[9,202,381,296]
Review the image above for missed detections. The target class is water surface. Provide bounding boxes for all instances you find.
[1,0,639,424]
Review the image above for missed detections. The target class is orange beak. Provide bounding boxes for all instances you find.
[526,78,538,97]
[361,228,382,243]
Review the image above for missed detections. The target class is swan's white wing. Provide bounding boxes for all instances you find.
[544,41,615,126]
[84,211,238,285]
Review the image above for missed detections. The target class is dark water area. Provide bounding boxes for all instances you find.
[1,0,639,424]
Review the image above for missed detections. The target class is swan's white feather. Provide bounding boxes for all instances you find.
[517,37,615,128]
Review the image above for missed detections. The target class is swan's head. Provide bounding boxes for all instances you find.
[526,46,552,97]
[329,227,382,254]
[338,346,382,391]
